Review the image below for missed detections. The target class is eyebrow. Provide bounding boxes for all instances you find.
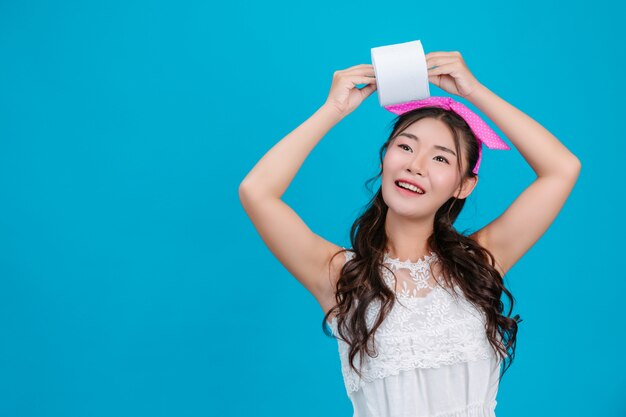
[395,133,457,157]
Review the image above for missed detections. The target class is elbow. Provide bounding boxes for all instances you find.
[238,180,266,208]
[571,156,582,174]
[239,178,280,204]
[563,156,582,180]
[238,181,252,205]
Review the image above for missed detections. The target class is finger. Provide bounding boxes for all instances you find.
[425,52,455,59]
[349,76,378,86]
[426,56,458,69]
[428,75,440,88]
[340,64,374,73]
[427,55,460,70]
[359,82,377,98]
[427,62,456,76]
[347,66,376,77]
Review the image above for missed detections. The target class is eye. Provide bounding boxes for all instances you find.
[399,144,449,164]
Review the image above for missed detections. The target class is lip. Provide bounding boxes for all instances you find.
[396,183,424,197]
[395,178,426,194]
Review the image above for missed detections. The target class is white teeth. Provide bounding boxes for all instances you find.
[397,181,424,194]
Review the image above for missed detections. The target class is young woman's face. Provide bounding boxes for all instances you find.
[381,117,471,218]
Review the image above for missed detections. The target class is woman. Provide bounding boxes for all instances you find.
[239,51,581,416]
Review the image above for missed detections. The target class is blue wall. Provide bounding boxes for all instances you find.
[0,0,623,416]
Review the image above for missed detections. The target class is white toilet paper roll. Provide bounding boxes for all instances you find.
[371,40,430,107]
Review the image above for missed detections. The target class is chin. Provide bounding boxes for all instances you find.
[383,195,429,216]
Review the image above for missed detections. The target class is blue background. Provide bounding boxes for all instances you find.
[1,0,623,416]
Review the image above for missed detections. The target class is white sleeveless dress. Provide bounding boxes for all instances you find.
[327,248,504,417]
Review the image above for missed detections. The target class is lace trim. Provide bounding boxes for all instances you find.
[331,249,502,394]
[331,317,498,393]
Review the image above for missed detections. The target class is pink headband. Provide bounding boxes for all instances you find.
[384,96,510,174]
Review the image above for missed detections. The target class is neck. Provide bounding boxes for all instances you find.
[384,210,434,261]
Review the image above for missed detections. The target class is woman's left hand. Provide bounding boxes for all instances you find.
[426,51,483,98]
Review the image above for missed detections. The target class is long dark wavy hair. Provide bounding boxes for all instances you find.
[322,105,522,382]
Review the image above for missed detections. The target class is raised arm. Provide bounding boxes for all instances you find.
[465,83,581,276]
[424,51,581,275]
[238,65,377,312]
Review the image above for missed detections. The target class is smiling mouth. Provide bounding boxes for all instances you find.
[395,181,425,196]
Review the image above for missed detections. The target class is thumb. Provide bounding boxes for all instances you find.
[360,82,377,98]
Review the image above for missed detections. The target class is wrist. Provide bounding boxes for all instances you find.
[465,83,490,103]
[320,102,348,121]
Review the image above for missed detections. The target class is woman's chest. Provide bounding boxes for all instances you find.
[360,284,487,338]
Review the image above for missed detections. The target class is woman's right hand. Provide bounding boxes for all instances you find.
[324,64,378,117]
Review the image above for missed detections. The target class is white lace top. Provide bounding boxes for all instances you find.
[327,248,504,417]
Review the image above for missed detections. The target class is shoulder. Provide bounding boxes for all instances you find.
[342,248,355,261]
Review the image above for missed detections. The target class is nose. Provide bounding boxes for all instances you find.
[407,151,426,175]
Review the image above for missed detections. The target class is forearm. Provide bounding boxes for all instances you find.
[466,84,581,178]
[239,103,344,200]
